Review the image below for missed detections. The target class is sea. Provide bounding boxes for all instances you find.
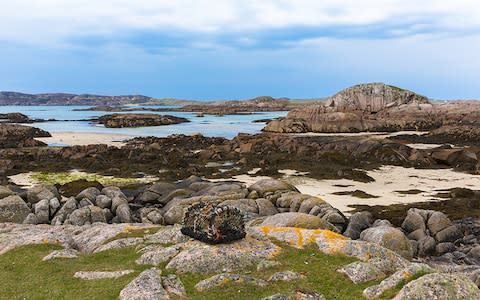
[0,105,288,142]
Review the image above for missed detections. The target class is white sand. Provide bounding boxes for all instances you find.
[211,166,480,213]
[35,132,134,147]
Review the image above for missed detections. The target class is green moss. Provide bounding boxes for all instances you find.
[30,171,152,186]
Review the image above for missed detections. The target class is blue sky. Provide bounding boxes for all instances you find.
[1,1,479,100]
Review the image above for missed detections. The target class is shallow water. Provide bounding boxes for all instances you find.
[0,105,288,140]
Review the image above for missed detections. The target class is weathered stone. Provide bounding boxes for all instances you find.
[257,259,281,271]
[49,198,61,217]
[26,184,59,204]
[75,187,101,202]
[111,195,129,214]
[261,212,337,231]
[435,225,462,243]
[42,248,79,261]
[116,204,132,223]
[139,182,176,203]
[427,211,453,235]
[360,226,413,259]
[294,290,326,300]
[337,261,386,284]
[402,209,426,233]
[52,197,77,225]
[145,225,190,245]
[94,237,144,253]
[298,197,327,214]
[343,211,373,240]
[195,273,267,291]
[34,199,50,224]
[363,263,436,299]
[393,273,480,300]
[417,236,436,257]
[436,242,456,255]
[78,198,94,208]
[136,244,183,266]
[119,268,169,300]
[256,198,278,216]
[23,213,38,224]
[268,271,305,282]
[0,195,30,223]
[166,237,281,273]
[0,186,14,198]
[65,207,91,226]
[89,206,106,223]
[162,274,186,297]
[95,195,112,209]
[261,294,293,300]
[181,202,246,244]
[249,179,297,197]
[74,270,133,280]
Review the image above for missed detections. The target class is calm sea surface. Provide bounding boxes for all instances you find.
[0,106,287,140]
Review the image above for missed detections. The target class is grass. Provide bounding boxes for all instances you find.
[29,171,154,186]
[0,239,412,300]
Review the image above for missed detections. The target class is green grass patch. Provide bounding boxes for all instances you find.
[0,244,149,300]
[0,241,384,300]
[30,171,151,186]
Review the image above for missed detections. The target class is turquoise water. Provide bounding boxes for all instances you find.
[0,106,287,139]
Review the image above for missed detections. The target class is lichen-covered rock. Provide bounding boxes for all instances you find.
[136,244,183,266]
[392,273,480,300]
[256,198,278,216]
[363,263,436,299]
[166,236,281,273]
[119,268,169,300]
[42,248,79,261]
[74,270,133,280]
[162,274,187,297]
[261,212,338,231]
[75,187,101,202]
[262,294,293,300]
[360,226,414,259]
[0,186,14,199]
[34,199,50,224]
[195,273,267,291]
[268,271,305,282]
[337,261,386,284]
[145,224,190,244]
[51,197,77,225]
[0,195,30,223]
[93,237,144,253]
[181,202,246,244]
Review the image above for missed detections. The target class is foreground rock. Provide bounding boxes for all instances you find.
[119,268,169,300]
[98,113,189,128]
[0,124,50,148]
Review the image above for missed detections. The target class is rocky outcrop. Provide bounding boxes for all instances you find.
[264,83,442,133]
[0,113,31,123]
[0,124,50,148]
[98,113,189,128]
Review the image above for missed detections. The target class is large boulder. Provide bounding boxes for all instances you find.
[0,186,14,199]
[137,182,176,204]
[343,211,374,240]
[119,268,169,300]
[0,195,30,223]
[360,226,414,259]
[261,212,338,231]
[393,273,480,300]
[98,113,189,128]
[75,187,101,202]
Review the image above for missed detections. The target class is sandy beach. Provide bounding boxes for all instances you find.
[213,166,480,213]
[35,132,134,147]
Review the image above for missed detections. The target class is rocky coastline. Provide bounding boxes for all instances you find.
[97,113,190,128]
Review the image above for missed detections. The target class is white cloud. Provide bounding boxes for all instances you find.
[1,0,480,46]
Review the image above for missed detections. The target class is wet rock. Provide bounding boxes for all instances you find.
[195,273,267,291]
[337,261,386,284]
[119,268,169,300]
[343,211,373,240]
[360,226,414,259]
[0,195,30,223]
[181,202,246,244]
[74,270,133,280]
[393,273,480,299]
[261,212,338,231]
[249,179,298,197]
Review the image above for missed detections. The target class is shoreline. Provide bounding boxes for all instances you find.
[35,132,135,147]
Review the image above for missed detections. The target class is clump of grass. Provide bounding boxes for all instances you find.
[30,171,153,186]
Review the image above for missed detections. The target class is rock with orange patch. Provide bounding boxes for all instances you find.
[360,226,414,260]
[261,212,338,231]
[165,236,281,273]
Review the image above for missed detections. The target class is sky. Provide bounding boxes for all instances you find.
[1,1,479,100]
